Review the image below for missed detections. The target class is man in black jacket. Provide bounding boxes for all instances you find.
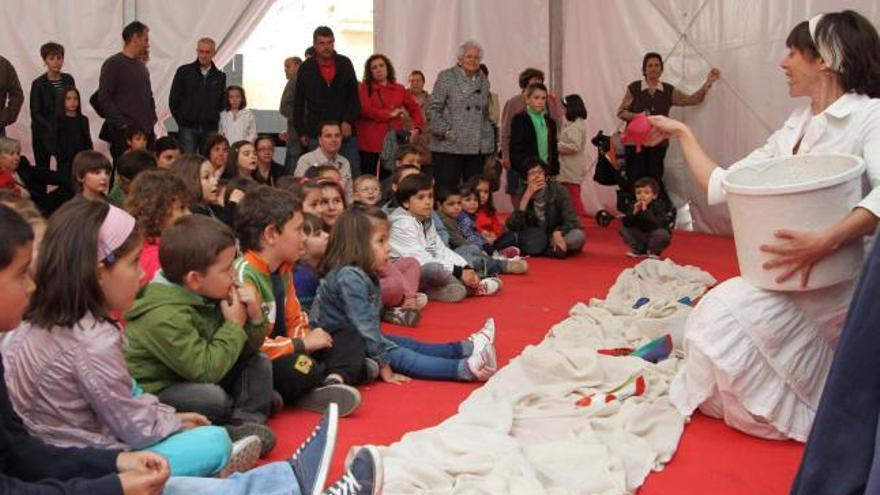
[293,26,361,177]
[169,38,226,154]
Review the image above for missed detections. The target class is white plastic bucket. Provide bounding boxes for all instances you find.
[722,152,866,291]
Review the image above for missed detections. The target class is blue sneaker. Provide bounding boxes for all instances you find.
[289,403,339,495]
[324,445,383,495]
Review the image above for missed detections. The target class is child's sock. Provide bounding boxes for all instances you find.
[461,344,497,381]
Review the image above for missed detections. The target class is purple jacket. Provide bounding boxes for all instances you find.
[2,313,181,450]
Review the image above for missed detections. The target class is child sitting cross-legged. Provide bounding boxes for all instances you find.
[619,176,672,258]
[2,199,255,477]
[233,186,361,416]
[310,207,499,384]
[294,212,328,313]
[465,175,521,257]
[124,214,278,456]
[435,185,528,276]
[389,172,502,302]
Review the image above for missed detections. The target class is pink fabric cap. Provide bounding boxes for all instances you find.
[98,204,136,262]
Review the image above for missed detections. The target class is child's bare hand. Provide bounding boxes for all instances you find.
[175,412,210,429]
[379,364,410,385]
[552,230,567,253]
[482,231,497,243]
[303,328,333,352]
[236,283,263,322]
[220,287,247,326]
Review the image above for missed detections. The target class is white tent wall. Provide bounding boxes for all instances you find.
[0,0,273,159]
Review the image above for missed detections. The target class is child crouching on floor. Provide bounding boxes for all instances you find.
[123,214,277,456]
[310,208,499,384]
[233,186,361,417]
[619,176,672,258]
[2,200,241,477]
[389,173,501,302]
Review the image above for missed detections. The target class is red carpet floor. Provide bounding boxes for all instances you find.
[266,219,805,494]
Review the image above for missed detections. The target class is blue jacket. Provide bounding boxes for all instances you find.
[309,266,396,365]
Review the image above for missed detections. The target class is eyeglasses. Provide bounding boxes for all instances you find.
[356,185,380,193]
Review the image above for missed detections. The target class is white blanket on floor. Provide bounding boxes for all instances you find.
[379,259,717,495]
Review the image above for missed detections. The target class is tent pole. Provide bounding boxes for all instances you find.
[549,0,563,98]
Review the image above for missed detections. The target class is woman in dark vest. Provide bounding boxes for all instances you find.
[616,52,719,192]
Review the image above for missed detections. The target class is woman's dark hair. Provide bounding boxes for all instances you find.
[170,153,209,203]
[202,133,229,158]
[642,52,664,75]
[786,11,880,97]
[56,86,82,118]
[409,70,425,83]
[125,169,191,240]
[319,207,385,276]
[363,54,396,94]
[224,85,247,110]
[71,151,112,191]
[518,68,544,90]
[27,199,141,328]
[0,204,34,270]
[563,94,588,121]
[395,172,433,205]
[223,140,254,179]
[223,176,258,206]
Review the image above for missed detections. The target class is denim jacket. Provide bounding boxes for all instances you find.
[309,266,397,364]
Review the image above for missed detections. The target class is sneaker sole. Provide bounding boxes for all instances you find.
[225,423,276,457]
[297,384,362,417]
[426,284,467,302]
[218,435,262,478]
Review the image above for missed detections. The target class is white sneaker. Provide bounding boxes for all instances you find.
[473,277,502,296]
[466,344,497,381]
[467,318,495,356]
[413,292,429,310]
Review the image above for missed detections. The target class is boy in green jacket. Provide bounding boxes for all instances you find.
[124,214,276,455]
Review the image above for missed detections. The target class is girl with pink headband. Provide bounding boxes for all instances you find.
[2,199,258,477]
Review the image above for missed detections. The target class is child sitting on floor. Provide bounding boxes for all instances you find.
[468,175,520,257]
[318,179,346,230]
[619,176,672,258]
[72,150,112,202]
[353,174,382,206]
[310,208,499,384]
[294,213,328,313]
[155,136,182,169]
[506,158,586,258]
[389,173,501,302]
[171,154,219,220]
[435,185,527,276]
[125,169,192,284]
[123,214,277,456]
[233,186,361,417]
[2,200,241,477]
[108,149,156,207]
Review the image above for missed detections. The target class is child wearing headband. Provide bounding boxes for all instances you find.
[1,199,250,477]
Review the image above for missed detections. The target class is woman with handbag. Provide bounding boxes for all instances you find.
[357,54,425,179]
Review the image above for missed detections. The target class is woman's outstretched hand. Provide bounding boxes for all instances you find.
[760,228,835,287]
[645,115,687,146]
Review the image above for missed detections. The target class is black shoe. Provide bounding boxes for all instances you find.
[290,403,339,495]
[363,358,380,383]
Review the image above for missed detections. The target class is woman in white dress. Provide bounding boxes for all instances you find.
[649,10,880,441]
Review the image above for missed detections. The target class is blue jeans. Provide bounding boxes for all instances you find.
[454,244,504,276]
[307,136,361,177]
[164,461,300,495]
[178,126,212,155]
[386,335,468,380]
